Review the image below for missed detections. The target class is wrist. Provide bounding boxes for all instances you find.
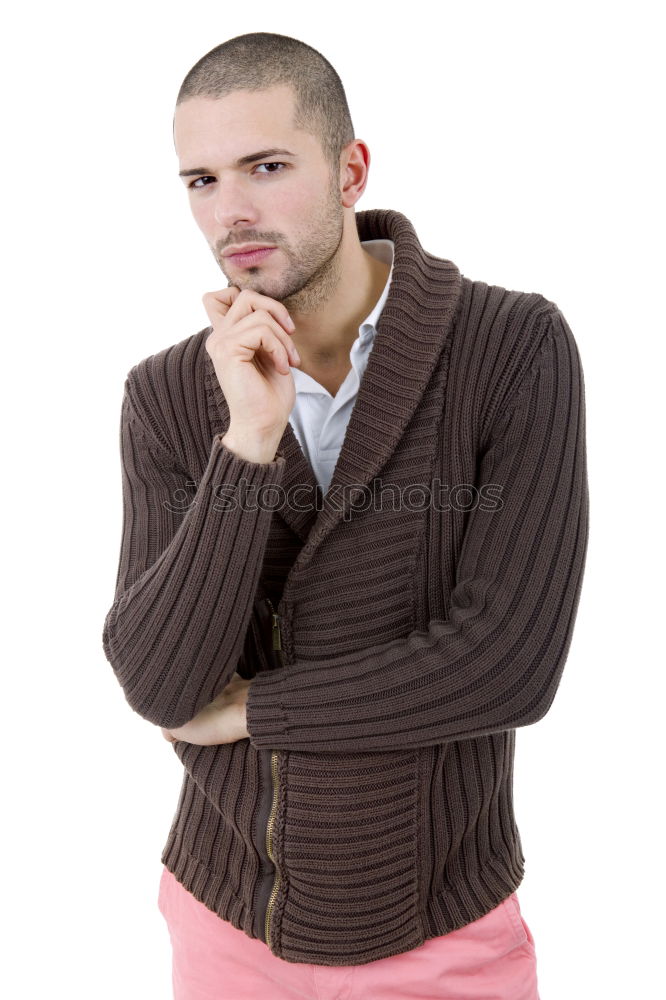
[220,428,283,464]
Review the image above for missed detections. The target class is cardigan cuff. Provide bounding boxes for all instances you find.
[246,668,290,747]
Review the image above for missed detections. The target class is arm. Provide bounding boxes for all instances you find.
[245,308,589,753]
[102,376,286,729]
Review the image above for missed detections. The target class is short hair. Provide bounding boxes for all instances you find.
[175,32,356,179]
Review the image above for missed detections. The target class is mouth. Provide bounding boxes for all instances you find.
[223,246,277,268]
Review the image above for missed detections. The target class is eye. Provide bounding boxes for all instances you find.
[187,162,286,190]
[254,162,286,175]
[188,176,214,190]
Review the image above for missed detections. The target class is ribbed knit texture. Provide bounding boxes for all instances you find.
[102,207,589,966]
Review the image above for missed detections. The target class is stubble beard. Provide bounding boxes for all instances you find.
[215,176,345,315]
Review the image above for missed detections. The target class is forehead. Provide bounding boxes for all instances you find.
[173,86,307,159]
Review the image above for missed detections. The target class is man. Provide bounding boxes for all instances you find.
[103,30,588,1000]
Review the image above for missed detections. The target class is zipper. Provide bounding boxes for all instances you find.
[252,750,276,941]
[257,597,284,947]
[264,597,284,667]
[264,749,281,946]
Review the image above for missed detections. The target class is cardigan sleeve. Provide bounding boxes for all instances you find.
[245,308,589,752]
[102,378,287,729]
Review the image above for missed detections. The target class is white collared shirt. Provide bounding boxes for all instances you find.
[288,238,395,495]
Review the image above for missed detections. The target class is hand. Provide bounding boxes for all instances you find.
[160,672,252,746]
[203,286,301,450]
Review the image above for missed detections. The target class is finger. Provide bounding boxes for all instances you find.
[228,670,248,685]
[210,309,294,372]
[204,295,299,368]
[243,327,292,375]
[227,309,300,366]
[227,315,296,374]
[218,288,296,337]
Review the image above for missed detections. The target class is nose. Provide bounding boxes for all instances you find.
[213,178,258,229]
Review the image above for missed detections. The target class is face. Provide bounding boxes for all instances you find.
[173,85,346,311]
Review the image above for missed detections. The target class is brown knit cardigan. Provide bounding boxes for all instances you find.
[102,207,589,966]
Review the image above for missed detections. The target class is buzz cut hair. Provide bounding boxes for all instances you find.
[175,32,356,180]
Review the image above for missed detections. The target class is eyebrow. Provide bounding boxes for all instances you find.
[179,148,298,177]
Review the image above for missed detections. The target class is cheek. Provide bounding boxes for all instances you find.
[267,176,317,216]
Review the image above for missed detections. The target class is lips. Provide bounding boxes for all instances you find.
[223,244,276,257]
[225,247,277,268]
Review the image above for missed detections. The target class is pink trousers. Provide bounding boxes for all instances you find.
[158,865,541,1000]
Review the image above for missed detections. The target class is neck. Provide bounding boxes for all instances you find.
[286,222,390,370]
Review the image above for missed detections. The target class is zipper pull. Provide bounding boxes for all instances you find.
[271,612,282,651]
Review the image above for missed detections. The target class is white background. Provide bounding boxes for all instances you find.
[2,1,663,997]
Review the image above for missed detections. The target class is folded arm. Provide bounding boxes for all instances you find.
[245,308,589,753]
[102,377,286,729]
